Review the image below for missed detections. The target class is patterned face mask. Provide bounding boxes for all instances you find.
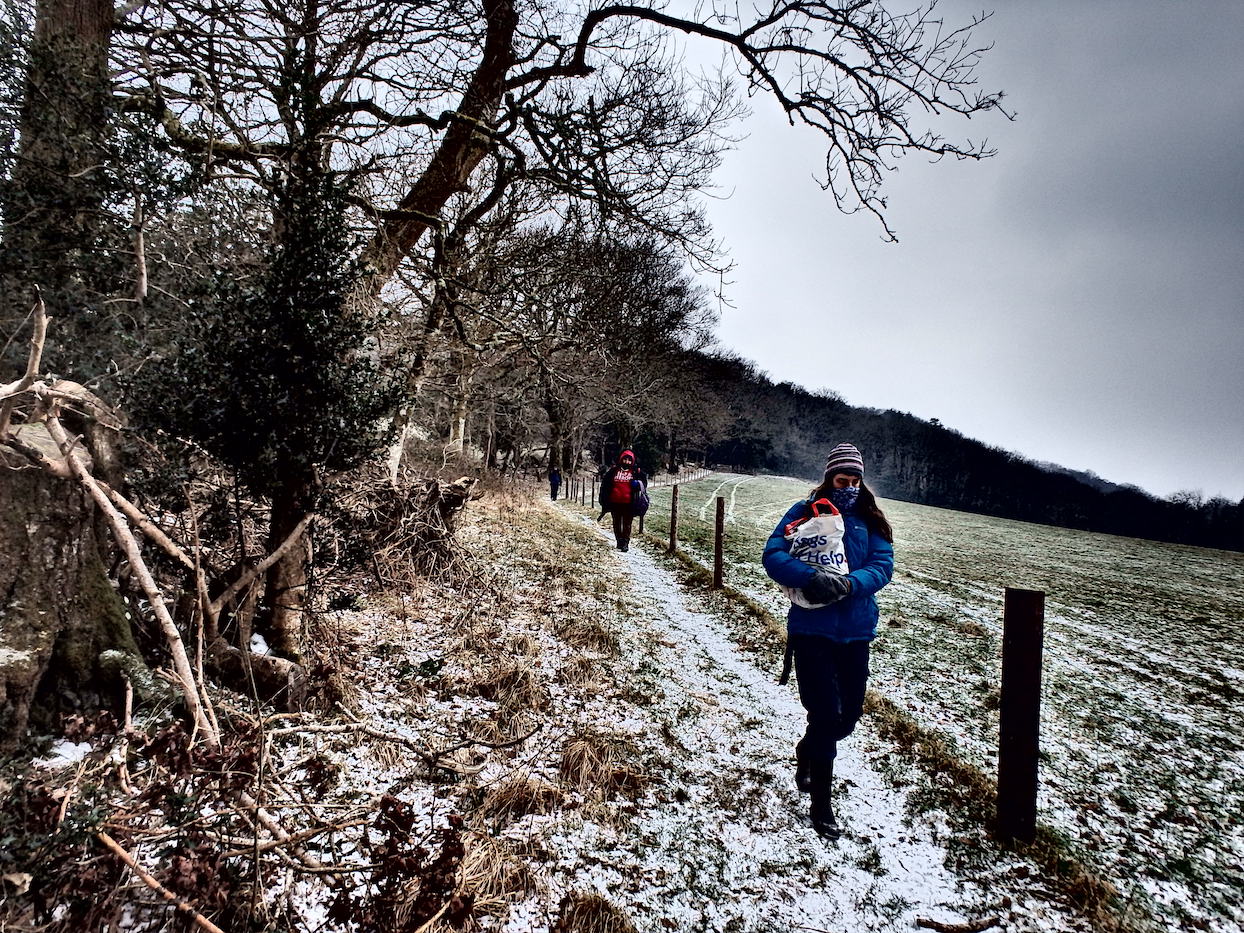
[829,486,860,512]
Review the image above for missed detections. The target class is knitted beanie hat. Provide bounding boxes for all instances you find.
[824,443,865,477]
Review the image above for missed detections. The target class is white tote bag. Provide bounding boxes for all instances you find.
[780,498,850,609]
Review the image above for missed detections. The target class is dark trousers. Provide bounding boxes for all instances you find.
[611,509,634,546]
[791,634,870,765]
[550,484,560,500]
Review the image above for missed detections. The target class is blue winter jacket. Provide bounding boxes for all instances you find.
[763,499,894,641]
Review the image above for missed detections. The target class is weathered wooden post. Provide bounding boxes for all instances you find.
[997,587,1045,843]
[669,484,680,553]
[591,477,596,508]
[712,495,725,589]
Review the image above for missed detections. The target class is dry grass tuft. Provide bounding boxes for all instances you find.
[556,655,603,691]
[559,732,649,801]
[949,616,989,637]
[480,775,564,825]
[554,616,620,655]
[506,632,540,657]
[552,891,637,933]
[452,832,538,921]
[471,660,550,714]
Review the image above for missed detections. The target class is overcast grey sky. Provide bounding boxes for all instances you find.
[688,1,1244,501]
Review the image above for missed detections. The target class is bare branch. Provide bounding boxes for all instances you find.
[0,289,49,435]
[96,832,227,933]
[44,410,220,749]
[209,513,314,618]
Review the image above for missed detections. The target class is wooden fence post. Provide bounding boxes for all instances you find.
[712,495,725,589]
[997,587,1045,843]
[669,484,680,553]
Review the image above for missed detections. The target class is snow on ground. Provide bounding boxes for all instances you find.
[639,473,1244,933]
[527,505,1088,933]
[29,740,93,769]
[14,487,1099,932]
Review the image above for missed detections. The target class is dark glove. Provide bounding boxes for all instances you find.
[802,570,852,605]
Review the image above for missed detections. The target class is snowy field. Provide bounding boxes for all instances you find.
[13,481,1239,932]
[635,473,1244,933]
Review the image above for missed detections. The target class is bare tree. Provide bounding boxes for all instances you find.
[4,0,1006,662]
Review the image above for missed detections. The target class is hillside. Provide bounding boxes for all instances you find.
[4,485,1107,933]
[644,351,1243,552]
[632,473,1244,933]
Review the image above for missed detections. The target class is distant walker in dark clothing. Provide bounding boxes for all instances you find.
[549,467,562,500]
[598,449,647,552]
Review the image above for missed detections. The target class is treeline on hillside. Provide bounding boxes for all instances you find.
[620,354,1243,552]
[408,334,1241,552]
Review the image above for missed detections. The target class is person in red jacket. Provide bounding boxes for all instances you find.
[598,449,647,551]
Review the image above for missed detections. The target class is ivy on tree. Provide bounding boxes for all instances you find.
[147,180,399,500]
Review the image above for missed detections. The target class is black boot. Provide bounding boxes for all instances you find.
[795,756,812,794]
[809,761,840,840]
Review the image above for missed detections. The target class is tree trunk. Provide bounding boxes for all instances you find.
[1,0,116,370]
[385,293,447,483]
[448,362,470,454]
[1,427,140,751]
[544,388,567,473]
[483,403,497,469]
[262,476,316,661]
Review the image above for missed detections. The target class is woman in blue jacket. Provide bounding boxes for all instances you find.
[762,442,894,839]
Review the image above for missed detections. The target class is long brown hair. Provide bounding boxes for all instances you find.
[810,473,893,544]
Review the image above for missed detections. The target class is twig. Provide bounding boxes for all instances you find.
[413,899,452,933]
[96,831,227,933]
[117,678,135,795]
[221,816,371,859]
[55,760,87,828]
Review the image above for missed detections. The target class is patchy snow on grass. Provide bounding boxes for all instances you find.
[30,740,92,769]
[528,507,1087,933]
[636,472,1244,933]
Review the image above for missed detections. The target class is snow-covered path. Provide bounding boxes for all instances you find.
[544,509,1085,933]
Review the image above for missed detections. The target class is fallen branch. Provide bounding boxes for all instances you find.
[220,815,371,859]
[209,513,313,617]
[238,790,331,874]
[267,721,432,759]
[916,917,1001,933]
[429,723,544,763]
[0,430,71,478]
[96,831,226,933]
[98,479,196,571]
[45,412,219,750]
